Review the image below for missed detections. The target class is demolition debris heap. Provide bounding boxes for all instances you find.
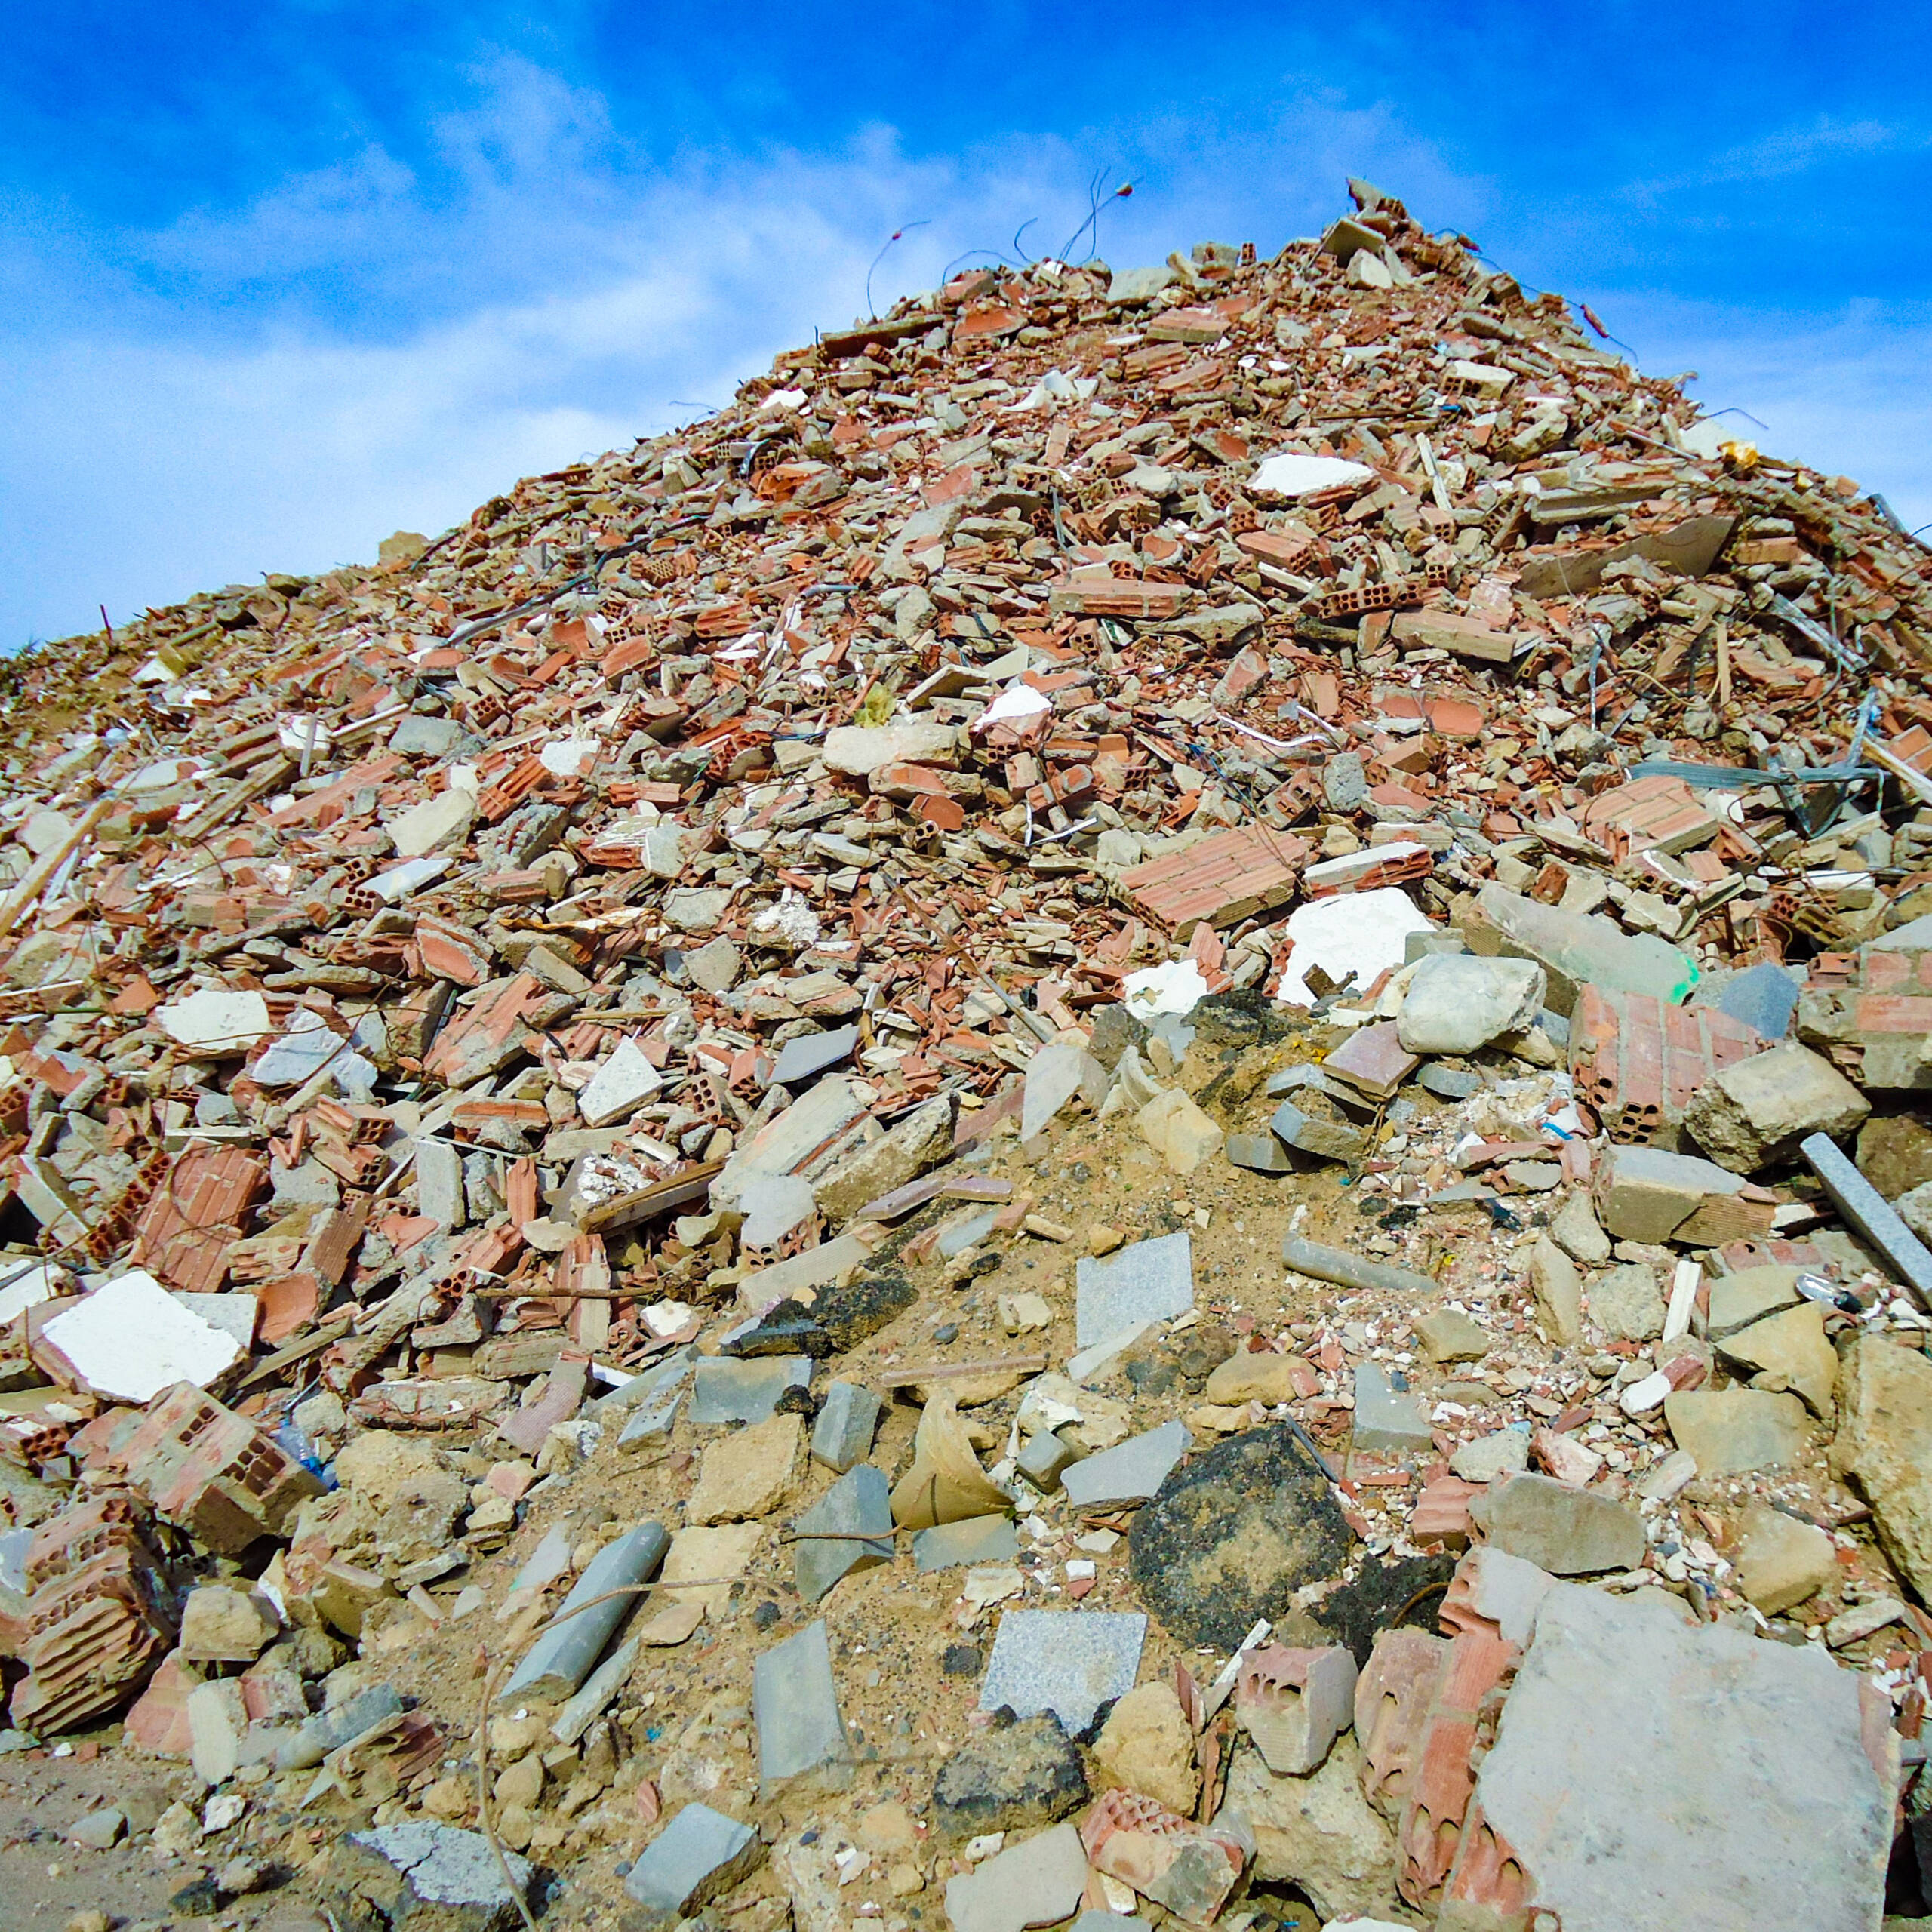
[0,180,1929,1930]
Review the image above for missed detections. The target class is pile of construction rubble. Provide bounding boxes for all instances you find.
[2,180,1932,1930]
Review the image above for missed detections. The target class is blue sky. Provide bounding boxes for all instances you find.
[4,3,1929,648]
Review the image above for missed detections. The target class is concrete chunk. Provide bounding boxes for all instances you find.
[1664,1388,1810,1476]
[334,1822,532,1932]
[1469,1583,1891,1932]
[1396,953,1546,1054]
[1835,1334,1932,1601]
[1683,1041,1869,1171]
[1467,1472,1644,1574]
[577,1038,663,1126]
[1592,1143,1760,1244]
[944,1822,1090,1932]
[1350,1364,1433,1454]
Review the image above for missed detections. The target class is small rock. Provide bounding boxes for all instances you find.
[1137,1088,1224,1174]
[1717,1303,1838,1418]
[1528,1235,1585,1344]
[1091,1681,1199,1814]
[1588,1262,1665,1343]
[179,1583,280,1663]
[1550,1192,1612,1266]
[1468,1472,1645,1574]
[1735,1503,1839,1614]
[1450,1429,1531,1483]
[215,1857,266,1897]
[1414,1309,1489,1363]
[931,1715,1088,1840]
[1203,1352,1304,1404]
[66,1807,125,1850]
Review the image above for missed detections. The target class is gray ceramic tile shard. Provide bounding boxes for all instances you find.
[1075,1230,1193,1347]
[913,1514,1019,1573]
[1713,960,1799,1039]
[688,1355,811,1425]
[1351,1364,1434,1455]
[341,1822,531,1925]
[792,1465,894,1602]
[811,1380,883,1472]
[753,1617,851,1789]
[1060,1420,1191,1511]
[771,1025,860,1086]
[945,1822,1091,1932]
[979,1609,1147,1734]
[503,1521,668,1701]
[1224,1130,1293,1174]
[623,1803,764,1926]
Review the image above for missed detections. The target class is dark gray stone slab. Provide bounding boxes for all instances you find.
[912,1514,1018,1572]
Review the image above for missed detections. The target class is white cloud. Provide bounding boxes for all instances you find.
[2,60,1926,648]
[1607,291,1932,532]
